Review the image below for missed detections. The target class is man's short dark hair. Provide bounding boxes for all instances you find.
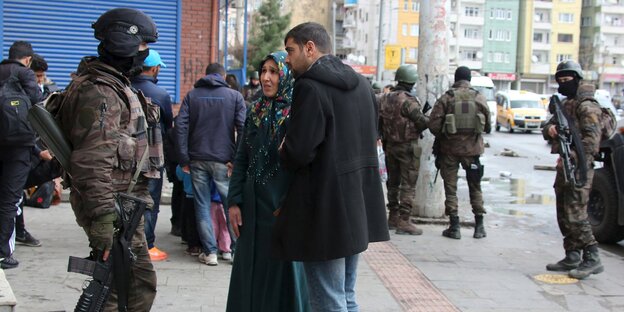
[30,54,48,72]
[9,41,34,60]
[284,22,332,54]
[205,63,225,76]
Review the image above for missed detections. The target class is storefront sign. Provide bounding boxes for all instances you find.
[487,72,516,81]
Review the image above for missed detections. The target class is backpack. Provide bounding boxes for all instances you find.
[0,73,34,145]
[24,181,55,209]
[578,97,617,141]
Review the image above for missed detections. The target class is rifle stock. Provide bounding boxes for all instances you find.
[70,193,148,312]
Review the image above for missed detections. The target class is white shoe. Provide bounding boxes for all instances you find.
[198,253,218,266]
[221,252,232,261]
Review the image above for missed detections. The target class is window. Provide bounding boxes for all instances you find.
[489,29,511,41]
[534,10,550,23]
[533,51,549,63]
[487,52,493,62]
[494,52,503,62]
[404,0,408,11]
[581,17,592,27]
[558,33,573,43]
[504,52,510,64]
[559,13,574,23]
[557,54,572,62]
[613,56,618,65]
[583,0,592,6]
[412,0,419,11]
[507,10,512,20]
[465,7,480,17]
[464,27,480,39]
[460,49,479,61]
[411,24,419,36]
[402,24,408,36]
[534,33,544,42]
[409,48,417,60]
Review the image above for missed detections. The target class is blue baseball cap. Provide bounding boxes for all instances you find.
[144,49,166,67]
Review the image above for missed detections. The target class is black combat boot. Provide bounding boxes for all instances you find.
[395,215,423,235]
[388,210,400,230]
[473,215,487,239]
[569,245,604,279]
[546,250,581,271]
[442,216,461,239]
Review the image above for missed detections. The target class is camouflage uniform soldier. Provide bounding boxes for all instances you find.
[542,60,604,279]
[378,65,428,235]
[57,8,159,310]
[243,71,262,103]
[429,66,490,240]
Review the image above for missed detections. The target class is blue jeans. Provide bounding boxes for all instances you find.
[190,161,229,255]
[303,254,360,312]
[144,168,164,249]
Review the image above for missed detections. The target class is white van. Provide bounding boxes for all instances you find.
[470,76,496,133]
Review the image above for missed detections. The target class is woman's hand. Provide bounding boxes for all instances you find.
[229,205,242,238]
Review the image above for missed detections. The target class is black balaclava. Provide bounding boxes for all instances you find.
[394,82,415,93]
[455,66,472,82]
[98,43,149,77]
[556,73,580,98]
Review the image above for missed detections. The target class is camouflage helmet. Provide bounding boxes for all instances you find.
[372,82,383,91]
[395,64,418,84]
[249,71,259,80]
[555,60,583,80]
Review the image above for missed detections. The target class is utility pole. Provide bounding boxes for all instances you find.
[376,0,385,82]
[414,0,450,218]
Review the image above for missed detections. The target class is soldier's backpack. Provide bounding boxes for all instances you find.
[0,73,35,145]
[577,95,617,141]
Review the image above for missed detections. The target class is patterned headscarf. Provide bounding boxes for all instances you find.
[250,51,293,134]
[245,51,294,184]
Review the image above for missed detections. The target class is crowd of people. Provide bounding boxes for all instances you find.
[0,6,607,312]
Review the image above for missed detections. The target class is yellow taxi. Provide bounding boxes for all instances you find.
[495,90,548,133]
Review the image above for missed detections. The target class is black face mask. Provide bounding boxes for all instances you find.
[557,79,579,98]
[98,44,149,77]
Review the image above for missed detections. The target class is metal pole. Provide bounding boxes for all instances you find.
[332,1,336,52]
[414,0,450,218]
[376,0,385,82]
[242,0,248,83]
[224,0,229,69]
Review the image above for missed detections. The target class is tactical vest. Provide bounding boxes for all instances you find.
[51,65,163,179]
[379,91,420,143]
[444,88,485,134]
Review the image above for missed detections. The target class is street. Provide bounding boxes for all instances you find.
[3,129,624,311]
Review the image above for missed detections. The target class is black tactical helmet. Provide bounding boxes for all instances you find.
[92,8,158,58]
[395,64,418,84]
[555,60,583,80]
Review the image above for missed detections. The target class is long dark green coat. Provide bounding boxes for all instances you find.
[226,52,309,312]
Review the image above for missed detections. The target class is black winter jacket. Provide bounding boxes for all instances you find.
[273,55,390,261]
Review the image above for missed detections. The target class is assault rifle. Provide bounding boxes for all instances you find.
[551,95,587,188]
[69,193,147,312]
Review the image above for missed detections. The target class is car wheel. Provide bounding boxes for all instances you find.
[588,168,624,243]
[508,121,514,133]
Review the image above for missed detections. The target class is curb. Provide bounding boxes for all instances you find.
[0,269,16,312]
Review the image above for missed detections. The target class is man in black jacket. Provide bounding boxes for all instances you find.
[276,22,389,311]
[0,41,45,269]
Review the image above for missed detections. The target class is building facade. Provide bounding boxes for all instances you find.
[580,0,624,96]
[517,0,581,94]
[482,0,520,91]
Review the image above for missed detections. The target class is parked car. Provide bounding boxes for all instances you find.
[495,90,547,133]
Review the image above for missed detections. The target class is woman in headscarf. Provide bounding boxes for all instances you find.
[226,51,309,311]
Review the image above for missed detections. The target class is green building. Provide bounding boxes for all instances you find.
[482,0,520,91]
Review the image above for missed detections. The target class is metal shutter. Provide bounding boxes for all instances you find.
[1,0,181,101]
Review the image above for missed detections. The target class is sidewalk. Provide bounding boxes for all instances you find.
[2,202,413,311]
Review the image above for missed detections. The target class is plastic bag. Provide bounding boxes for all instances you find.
[377,145,388,182]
